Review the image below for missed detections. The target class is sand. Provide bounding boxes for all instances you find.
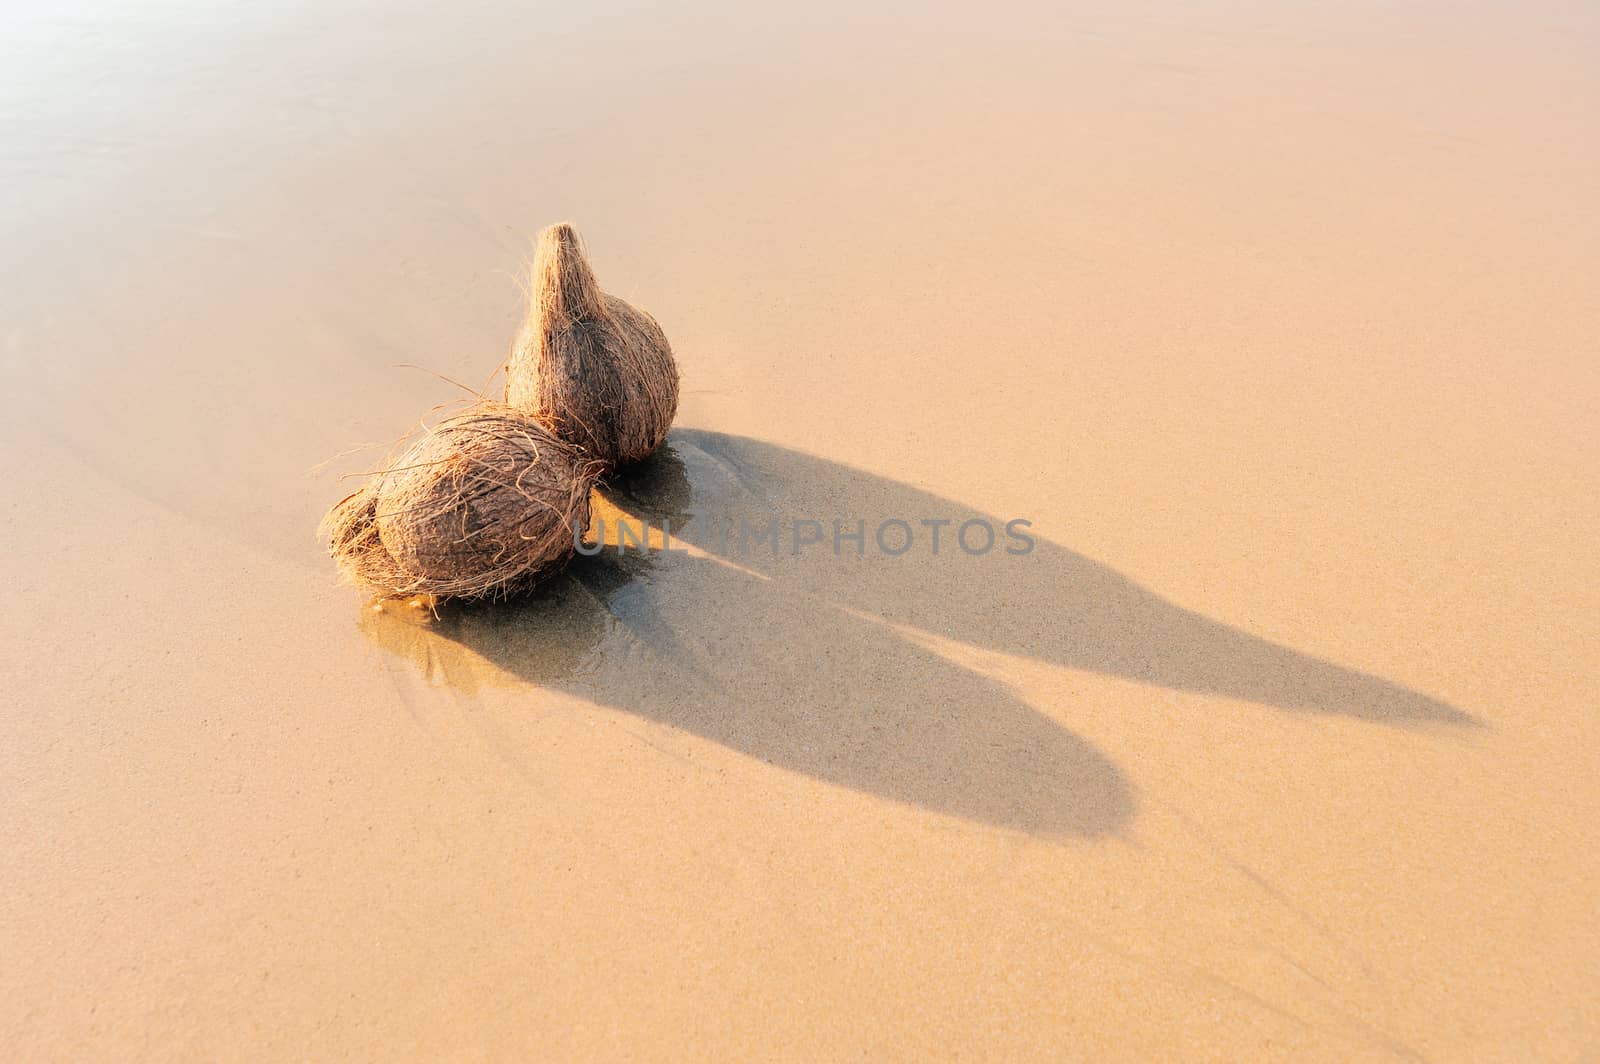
[2,0,1597,1059]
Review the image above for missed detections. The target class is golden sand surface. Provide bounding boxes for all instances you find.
[2,1,1597,1058]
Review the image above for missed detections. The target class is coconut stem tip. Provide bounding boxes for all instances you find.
[533,222,606,326]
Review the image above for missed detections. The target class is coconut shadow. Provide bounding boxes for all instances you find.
[622,431,1476,729]
[363,542,1135,838]
[359,429,1471,838]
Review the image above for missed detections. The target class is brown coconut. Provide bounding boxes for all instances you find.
[319,404,602,600]
[505,223,679,469]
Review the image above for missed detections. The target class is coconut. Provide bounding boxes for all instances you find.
[320,404,602,600]
[505,223,679,469]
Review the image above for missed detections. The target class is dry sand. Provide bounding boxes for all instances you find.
[3,0,1598,1059]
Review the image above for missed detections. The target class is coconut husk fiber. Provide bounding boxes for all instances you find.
[505,223,679,469]
[320,403,603,600]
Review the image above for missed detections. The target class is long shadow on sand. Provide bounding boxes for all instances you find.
[649,431,1472,727]
[361,431,1473,838]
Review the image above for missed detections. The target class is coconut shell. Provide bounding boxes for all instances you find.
[320,404,602,600]
[505,223,679,469]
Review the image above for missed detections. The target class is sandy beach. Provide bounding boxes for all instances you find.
[3,0,1598,1058]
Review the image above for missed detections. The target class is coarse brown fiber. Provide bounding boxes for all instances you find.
[320,403,602,600]
[505,223,679,469]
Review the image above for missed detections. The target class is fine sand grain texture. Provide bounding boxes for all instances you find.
[2,1,1598,1060]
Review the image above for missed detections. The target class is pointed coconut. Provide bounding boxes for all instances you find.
[505,223,679,469]
[319,404,603,601]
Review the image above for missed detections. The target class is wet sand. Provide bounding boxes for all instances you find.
[3,0,1598,1058]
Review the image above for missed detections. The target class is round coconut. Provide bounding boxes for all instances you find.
[320,404,602,600]
[504,223,679,469]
